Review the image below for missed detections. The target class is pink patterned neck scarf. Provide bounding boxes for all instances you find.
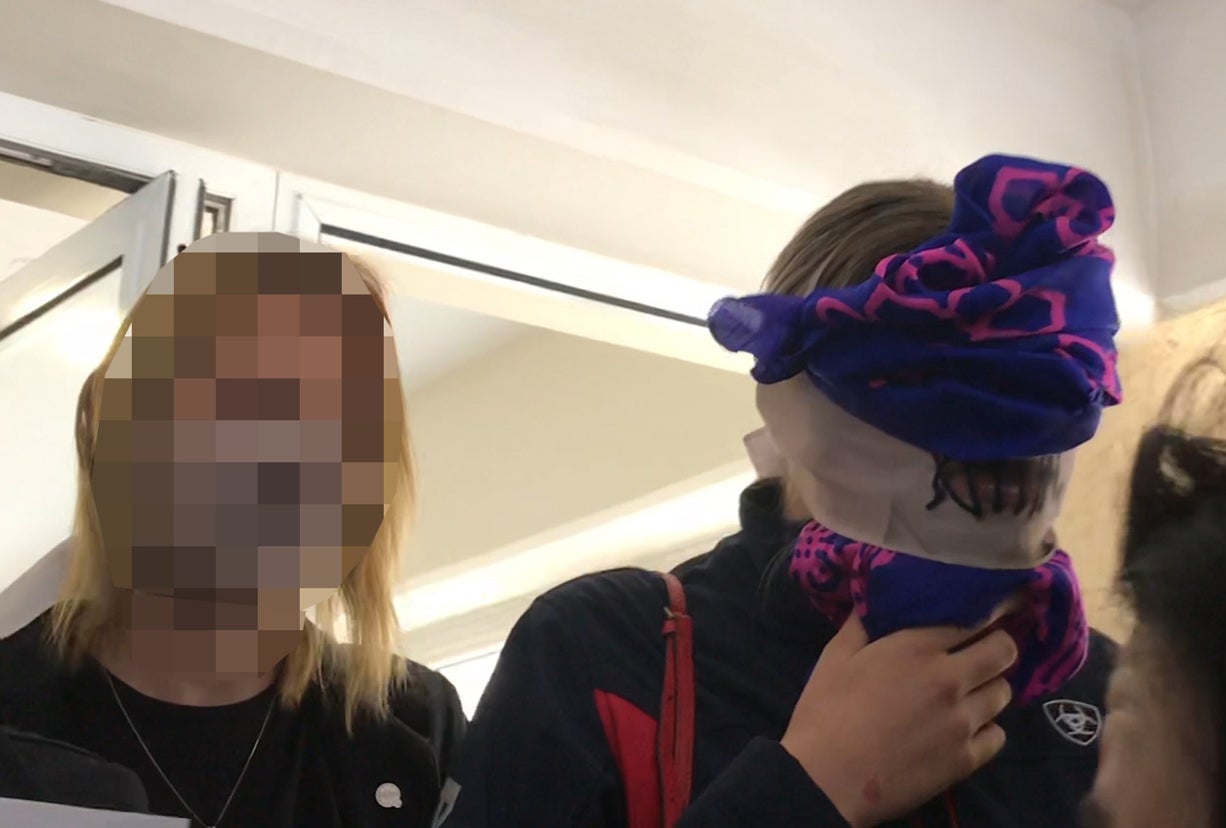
[792,522,1089,706]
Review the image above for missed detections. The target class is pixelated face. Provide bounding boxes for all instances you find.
[90,234,402,635]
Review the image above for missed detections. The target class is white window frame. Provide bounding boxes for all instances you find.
[0,171,173,331]
[0,92,279,250]
[0,93,751,375]
[0,172,178,635]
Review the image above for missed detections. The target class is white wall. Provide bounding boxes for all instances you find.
[1137,0,1226,307]
[404,327,761,574]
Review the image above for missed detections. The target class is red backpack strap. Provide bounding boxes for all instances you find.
[658,572,695,828]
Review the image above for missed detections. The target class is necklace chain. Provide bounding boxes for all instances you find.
[104,671,276,828]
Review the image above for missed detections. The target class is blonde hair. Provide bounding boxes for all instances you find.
[764,179,955,297]
[48,256,412,732]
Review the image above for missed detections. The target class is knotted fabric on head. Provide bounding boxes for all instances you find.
[709,154,1122,461]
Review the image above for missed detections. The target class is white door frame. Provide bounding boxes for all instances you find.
[0,170,180,636]
[0,171,174,334]
[0,91,279,248]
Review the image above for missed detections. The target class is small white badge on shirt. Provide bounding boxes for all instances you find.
[376,782,402,809]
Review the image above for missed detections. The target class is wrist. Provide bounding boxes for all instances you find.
[778,736,870,828]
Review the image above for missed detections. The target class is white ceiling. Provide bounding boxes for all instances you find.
[0,0,1154,298]
[0,0,1220,316]
[94,0,1141,214]
[1096,0,1158,11]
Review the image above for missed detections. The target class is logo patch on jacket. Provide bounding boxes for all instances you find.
[1043,699,1102,746]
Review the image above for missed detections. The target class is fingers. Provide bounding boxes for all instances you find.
[824,612,870,660]
[980,594,1026,628]
[948,629,1019,693]
[962,676,1013,732]
[952,594,1027,651]
[965,722,1007,772]
[898,596,1022,655]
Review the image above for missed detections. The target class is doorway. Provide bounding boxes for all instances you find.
[0,149,190,634]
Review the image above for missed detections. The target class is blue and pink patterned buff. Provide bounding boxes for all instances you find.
[709,155,1122,705]
[793,526,1087,704]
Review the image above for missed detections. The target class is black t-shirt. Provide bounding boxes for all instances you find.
[81,666,283,826]
[0,616,467,828]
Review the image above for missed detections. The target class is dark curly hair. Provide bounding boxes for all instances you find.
[1119,354,1226,827]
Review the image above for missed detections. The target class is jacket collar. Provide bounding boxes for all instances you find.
[729,480,838,648]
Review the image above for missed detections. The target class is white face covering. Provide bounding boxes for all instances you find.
[755,376,1074,570]
[743,428,789,480]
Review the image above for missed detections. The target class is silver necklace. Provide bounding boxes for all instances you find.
[104,671,276,828]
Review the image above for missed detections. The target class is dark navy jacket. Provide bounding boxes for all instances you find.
[442,480,1114,827]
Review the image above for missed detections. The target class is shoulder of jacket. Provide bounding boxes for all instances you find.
[392,659,462,723]
[532,567,668,619]
[0,611,52,657]
[1087,628,1121,664]
[3,726,114,765]
[1074,628,1120,699]
[0,613,62,702]
[1,726,149,812]
[317,644,461,726]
